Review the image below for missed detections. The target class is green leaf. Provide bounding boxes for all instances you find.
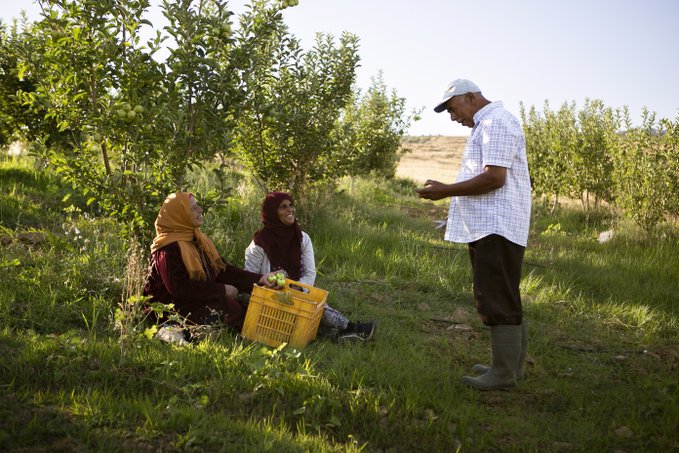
[144,325,158,339]
[0,258,21,268]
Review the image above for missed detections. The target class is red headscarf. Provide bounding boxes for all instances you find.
[253,192,303,280]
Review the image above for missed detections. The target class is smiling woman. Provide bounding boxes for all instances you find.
[142,191,279,333]
[188,195,204,227]
[244,191,378,342]
[277,198,296,225]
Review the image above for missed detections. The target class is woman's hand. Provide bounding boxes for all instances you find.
[259,272,276,288]
[223,284,238,299]
[259,272,282,288]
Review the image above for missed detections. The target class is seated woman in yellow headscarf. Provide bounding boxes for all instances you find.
[143,192,278,332]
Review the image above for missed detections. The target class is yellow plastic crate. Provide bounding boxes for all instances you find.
[242,279,327,349]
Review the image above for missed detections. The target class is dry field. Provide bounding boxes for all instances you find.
[395,135,466,184]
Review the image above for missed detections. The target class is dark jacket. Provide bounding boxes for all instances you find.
[143,242,261,325]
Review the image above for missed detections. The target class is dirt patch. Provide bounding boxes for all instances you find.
[396,136,466,183]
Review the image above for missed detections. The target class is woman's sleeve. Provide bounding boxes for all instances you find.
[156,244,225,300]
[244,240,268,274]
[298,232,317,287]
[216,260,262,294]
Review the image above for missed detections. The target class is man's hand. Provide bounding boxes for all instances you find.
[415,180,450,201]
[415,167,507,200]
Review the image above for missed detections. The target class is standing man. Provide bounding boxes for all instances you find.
[415,79,532,390]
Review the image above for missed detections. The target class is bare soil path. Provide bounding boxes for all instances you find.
[395,136,466,184]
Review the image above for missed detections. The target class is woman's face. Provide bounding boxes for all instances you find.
[277,199,295,226]
[189,195,204,227]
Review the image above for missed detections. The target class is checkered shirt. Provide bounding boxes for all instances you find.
[444,101,532,247]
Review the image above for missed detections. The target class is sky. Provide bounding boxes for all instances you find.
[2,0,678,136]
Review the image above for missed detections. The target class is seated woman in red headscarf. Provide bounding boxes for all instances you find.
[143,192,279,333]
[244,191,377,341]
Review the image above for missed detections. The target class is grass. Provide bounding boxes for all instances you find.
[1,153,678,452]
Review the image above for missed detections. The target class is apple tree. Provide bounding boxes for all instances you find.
[610,109,679,230]
[232,0,360,198]
[521,101,578,210]
[0,19,69,149]
[575,98,617,211]
[333,72,412,179]
[14,0,248,242]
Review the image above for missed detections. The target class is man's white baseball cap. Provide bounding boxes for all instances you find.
[433,79,481,113]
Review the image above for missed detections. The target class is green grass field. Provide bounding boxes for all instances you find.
[1,154,678,452]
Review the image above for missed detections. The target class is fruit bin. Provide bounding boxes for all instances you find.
[242,279,328,349]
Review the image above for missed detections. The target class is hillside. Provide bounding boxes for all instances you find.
[395,135,466,183]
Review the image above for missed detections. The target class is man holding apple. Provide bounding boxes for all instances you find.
[415,79,532,390]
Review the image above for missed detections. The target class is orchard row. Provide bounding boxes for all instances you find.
[520,99,678,230]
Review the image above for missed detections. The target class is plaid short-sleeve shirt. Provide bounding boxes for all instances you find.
[444,101,532,247]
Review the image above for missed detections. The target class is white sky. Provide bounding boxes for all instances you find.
[2,0,678,136]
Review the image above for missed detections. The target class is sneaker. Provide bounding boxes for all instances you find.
[338,320,377,341]
[156,325,190,346]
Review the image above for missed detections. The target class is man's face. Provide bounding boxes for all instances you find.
[444,94,476,128]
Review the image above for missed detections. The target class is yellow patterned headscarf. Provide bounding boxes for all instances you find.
[150,192,225,281]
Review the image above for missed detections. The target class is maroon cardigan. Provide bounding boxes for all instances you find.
[143,242,262,323]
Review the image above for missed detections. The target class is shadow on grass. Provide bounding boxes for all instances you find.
[0,166,65,229]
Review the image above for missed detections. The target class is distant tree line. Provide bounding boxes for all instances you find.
[521,99,678,231]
